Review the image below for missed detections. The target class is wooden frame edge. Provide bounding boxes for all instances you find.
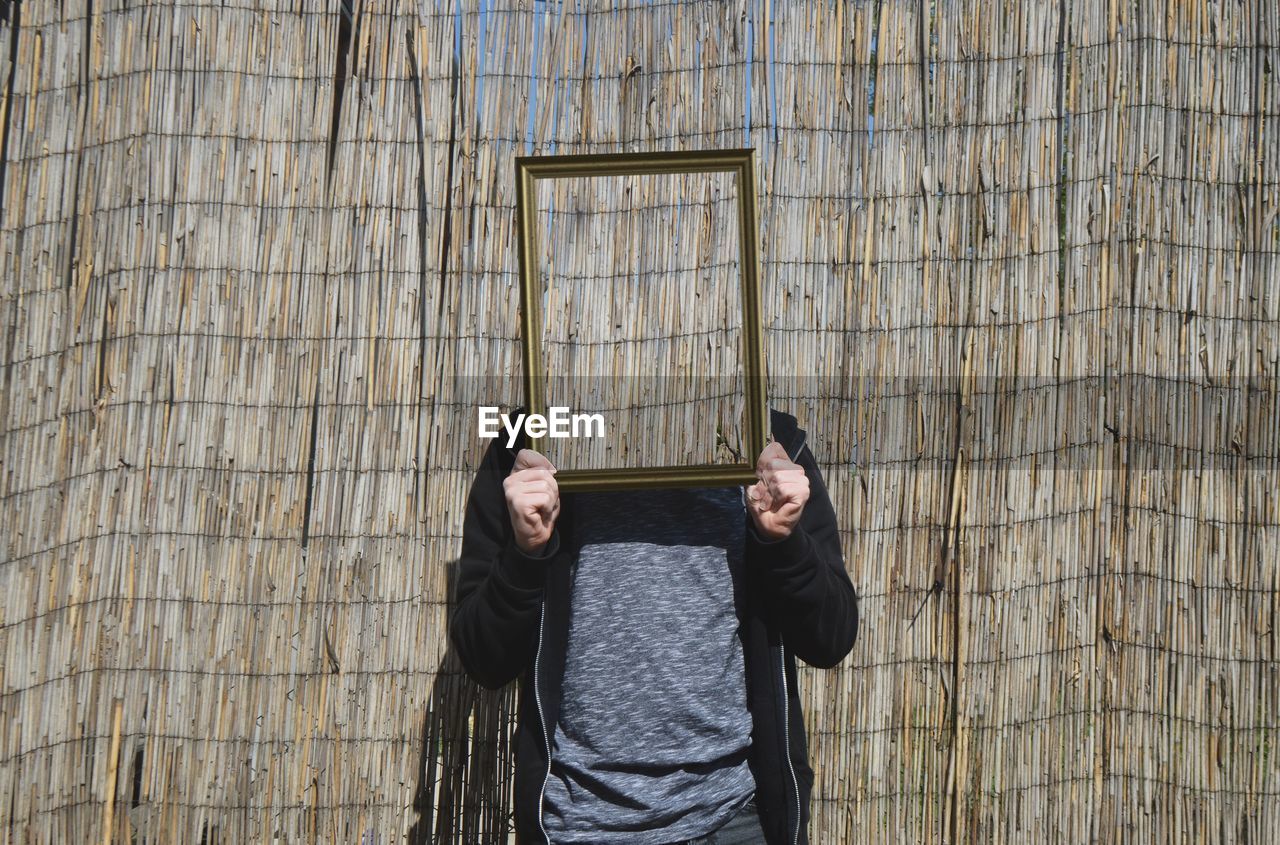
[514,148,767,492]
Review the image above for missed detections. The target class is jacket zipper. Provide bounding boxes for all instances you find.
[778,637,801,845]
[777,429,806,844]
[534,598,552,843]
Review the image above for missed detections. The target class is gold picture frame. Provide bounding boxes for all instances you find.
[514,148,767,492]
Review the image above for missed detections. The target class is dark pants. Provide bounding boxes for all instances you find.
[666,797,767,845]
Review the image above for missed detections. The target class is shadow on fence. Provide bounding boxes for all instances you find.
[410,561,519,845]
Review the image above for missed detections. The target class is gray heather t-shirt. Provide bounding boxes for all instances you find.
[542,486,757,843]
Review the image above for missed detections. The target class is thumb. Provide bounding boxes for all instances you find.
[514,448,557,473]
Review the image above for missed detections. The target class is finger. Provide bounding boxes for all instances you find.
[765,466,804,488]
[752,442,783,468]
[771,501,804,523]
[769,482,810,507]
[764,458,801,474]
[765,467,806,487]
[756,441,789,472]
[758,459,800,489]
[507,468,558,486]
[768,471,808,491]
[506,478,558,499]
[518,495,558,520]
[748,482,774,512]
[530,499,560,532]
[513,449,557,473]
[516,491,558,518]
[772,476,809,495]
[529,483,560,512]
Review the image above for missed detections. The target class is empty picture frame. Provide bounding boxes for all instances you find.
[514,148,767,492]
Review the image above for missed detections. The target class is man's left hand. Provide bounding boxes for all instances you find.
[746,441,810,540]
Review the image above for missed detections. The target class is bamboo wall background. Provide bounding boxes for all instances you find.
[0,1,1276,843]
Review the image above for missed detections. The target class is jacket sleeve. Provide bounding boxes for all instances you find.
[746,441,859,668]
[448,438,561,689]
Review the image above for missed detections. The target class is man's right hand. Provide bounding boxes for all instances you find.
[503,449,560,555]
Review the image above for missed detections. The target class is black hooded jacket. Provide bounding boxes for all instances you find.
[449,409,860,844]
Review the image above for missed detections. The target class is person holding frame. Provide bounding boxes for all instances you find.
[449,151,860,845]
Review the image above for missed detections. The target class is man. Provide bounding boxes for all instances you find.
[450,408,859,844]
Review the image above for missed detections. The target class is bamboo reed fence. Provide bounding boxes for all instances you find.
[0,1,1275,843]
